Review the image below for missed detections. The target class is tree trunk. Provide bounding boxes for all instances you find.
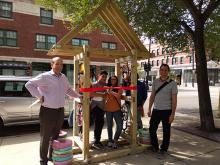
[194,21,215,131]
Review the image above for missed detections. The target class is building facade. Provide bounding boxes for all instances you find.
[0,0,125,83]
[139,42,220,87]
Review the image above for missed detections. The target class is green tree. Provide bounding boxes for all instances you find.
[37,0,220,131]
[119,0,220,131]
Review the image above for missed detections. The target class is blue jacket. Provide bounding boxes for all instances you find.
[137,80,148,107]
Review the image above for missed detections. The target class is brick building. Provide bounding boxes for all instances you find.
[139,41,220,87]
[0,0,124,83]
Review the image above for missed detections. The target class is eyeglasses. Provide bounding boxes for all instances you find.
[111,79,117,81]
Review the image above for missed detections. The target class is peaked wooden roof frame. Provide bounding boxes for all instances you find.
[47,0,150,164]
[47,0,150,60]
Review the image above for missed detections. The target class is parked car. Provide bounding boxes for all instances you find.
[0,76,73,129]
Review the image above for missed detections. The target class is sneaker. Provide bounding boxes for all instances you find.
[92,141,103,150]
[112,142,118,149]
[107,141,113,148]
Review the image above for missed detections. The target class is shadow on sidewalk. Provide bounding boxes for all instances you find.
[173,114,220,143]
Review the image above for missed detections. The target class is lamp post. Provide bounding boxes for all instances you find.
[143,37,152,89]
[144,60,151,89]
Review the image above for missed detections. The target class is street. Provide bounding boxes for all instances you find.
[144,86,219,115]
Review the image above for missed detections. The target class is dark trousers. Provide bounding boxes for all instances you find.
[91,106,105,143]
[39,106,64,164]
[149,109,172,151]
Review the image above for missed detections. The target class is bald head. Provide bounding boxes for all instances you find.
[51,57,62,64]
[51,57,63,75]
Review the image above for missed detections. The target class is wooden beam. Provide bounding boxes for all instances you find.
[73,136,83,151]
[130,49,138,147]
[72,145,149,165]
[103,6,137,50]
[48,45,148,61]
[115,59,121,81]
[98,11,131,50]
[73,58,79,142]
[109,2,149,53]
[56,0,109,47]
[106,7,139,50]
[82,45,90,162]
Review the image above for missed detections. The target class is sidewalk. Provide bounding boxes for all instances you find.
[0,114,220,165]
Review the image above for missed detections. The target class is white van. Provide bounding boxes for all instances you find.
[0,76,73,129]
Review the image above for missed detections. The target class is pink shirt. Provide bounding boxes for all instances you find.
[25,70,80,109]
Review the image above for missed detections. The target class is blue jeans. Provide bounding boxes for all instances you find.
[106,110,123,142]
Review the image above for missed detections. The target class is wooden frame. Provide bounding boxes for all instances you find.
[47,0,150,164]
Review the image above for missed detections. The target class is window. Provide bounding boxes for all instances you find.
[72,38,89,46]
[0,29,17,46]
[1,81,31,97]
[40,8,53,25]
[162,48,166,55]
[102,42,117,49]
[36,34,56,50]
[172,57,178,65]
[157,49,160,56]
[162,59,164,64]
[101,28,113,35]
[189,56,192,63]
[156,60,159,66]
[151,60,154,67]
[151,50,155,56]
[166,57,169,64]
[175,57,178,64]
[0,1,12,18]
[180,57,184,64]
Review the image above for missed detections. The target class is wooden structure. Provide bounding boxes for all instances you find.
[47,0,150,164]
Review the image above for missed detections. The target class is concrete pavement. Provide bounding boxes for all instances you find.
[1,114,220,165]
[0,85,220,165]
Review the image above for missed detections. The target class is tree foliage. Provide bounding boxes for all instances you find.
[204,6,220,60]
[37,0,220,131]
[37,0,220,59]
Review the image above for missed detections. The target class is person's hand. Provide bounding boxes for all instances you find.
[39,96,44,103]
[147,110,151,117]
[103,92,107,99]
[169,114,175,124]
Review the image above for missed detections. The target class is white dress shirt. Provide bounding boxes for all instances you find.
[25,70,80,109]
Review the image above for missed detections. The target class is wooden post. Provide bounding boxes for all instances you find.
[73,57,79,139]
[82,45,90,161]
[130,50,137,147]
[115,59,121,81]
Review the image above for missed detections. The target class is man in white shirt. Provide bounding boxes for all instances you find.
[25,57,81,165]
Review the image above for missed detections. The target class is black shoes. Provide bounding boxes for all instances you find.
[149,146,159,152]
[159,149,167,155]
[40,161,47,165]
[92,141,104,150]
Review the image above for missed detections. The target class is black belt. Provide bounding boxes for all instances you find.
[41,106,64,110]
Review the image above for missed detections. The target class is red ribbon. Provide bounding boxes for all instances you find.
[80,86,137,92]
